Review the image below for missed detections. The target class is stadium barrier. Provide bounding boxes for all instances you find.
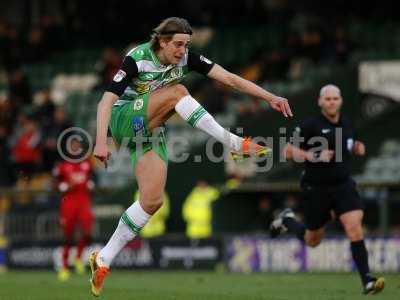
[0,235,7,272]
[5,235,400,272]
[226,235,400,273]
[1,182,399,272]
[7,237,222,271]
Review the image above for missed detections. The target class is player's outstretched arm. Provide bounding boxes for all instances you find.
[207,64,293,117]
[93,91,119,167]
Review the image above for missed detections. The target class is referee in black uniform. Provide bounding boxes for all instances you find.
[270,84,384,295]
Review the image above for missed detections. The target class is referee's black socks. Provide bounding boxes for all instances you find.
[282,217,306,241]
[350,240,373,285]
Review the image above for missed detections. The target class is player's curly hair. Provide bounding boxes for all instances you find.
[150,17,192,51]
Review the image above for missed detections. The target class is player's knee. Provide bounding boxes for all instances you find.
[141,197,163,215]
[171,84,189,101]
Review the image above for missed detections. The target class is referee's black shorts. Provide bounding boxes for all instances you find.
[301,178,364,231]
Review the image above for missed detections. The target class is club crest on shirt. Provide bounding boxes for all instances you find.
[113,70,127,82]
[200,55,212,64]
[133,98,144,111]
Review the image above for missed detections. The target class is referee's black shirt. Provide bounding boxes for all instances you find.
[293,114,356,186]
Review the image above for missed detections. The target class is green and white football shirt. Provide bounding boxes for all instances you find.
[107,42,214,102]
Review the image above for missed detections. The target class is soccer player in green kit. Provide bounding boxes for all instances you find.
[90,17,292,296]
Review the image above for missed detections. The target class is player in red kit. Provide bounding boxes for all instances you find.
[54,141,94,281]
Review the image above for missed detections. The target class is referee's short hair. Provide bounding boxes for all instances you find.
[319,84,341,97]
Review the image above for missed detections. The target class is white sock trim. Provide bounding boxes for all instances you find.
[175,95,242,151]
[97,201,151,267]
[175,95,200,120]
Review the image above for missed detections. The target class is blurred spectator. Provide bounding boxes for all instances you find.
[35,89,56,128]
[95,48,123,89]
[301,27,323,63]
[284,193,300,210]
[200,81,227,114]
[283,31,303,60]
[262,48,290,81]
[24,27,46,62]
[249,195,273,231]
[8,69,32,107]
[0,20,9,68]
[0,97,15,135]
[332,27,351,63]
[41,107,73,171]
[0,125,15,187]
[40,15,66,52]
[182,180,219,239]
[10,112,42,179]
[0,23,23,70]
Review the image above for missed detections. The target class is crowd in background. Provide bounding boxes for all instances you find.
[0,6,367,218]
[0,16,355,186]
[0,1,397,227]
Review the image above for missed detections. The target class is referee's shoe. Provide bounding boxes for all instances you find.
[270,208,295,238]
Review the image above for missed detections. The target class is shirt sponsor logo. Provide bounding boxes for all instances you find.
[322,129,331,134]
[113,70,127,82]
[132,116,144,134]
[200,55,212,64]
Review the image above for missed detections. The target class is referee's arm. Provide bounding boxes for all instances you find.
[283,144,334,163]
[352,140,366,156]
[284,143,312,162]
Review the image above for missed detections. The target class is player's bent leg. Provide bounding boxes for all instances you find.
[147,84,269,159]
[147,84,189,129]
[339,210,385,294]
[304,228,325,248]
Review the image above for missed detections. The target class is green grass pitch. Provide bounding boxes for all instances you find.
[0,271,398,300]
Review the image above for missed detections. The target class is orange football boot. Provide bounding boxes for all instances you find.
[231,137,271,161]
[89,251,110,297]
